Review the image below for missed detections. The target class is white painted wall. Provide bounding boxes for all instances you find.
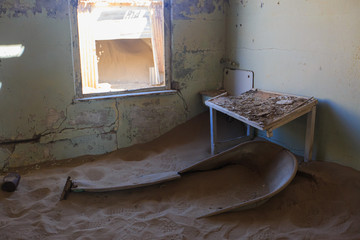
[226,0,360,169]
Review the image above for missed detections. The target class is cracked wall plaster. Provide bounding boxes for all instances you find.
[0,0,226,169]
[7,132,118,168]
[45,108,66,131]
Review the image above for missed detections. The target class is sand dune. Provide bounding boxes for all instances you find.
[1,113,360,239]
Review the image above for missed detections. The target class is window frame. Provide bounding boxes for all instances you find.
[68,0,173,100]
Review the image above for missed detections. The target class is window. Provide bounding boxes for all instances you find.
[69,0,172,99]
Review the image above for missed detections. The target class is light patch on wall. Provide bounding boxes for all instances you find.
[0,82,2,91]
[0,44,25,58]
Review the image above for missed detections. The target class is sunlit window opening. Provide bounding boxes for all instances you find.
[0,44,25,58]
[77,0,165,95]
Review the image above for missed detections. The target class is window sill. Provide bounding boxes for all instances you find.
[73,89,178,102]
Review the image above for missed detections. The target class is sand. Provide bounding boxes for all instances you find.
[1,112,360,239]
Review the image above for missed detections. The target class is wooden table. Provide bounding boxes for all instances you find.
[205,89,318,162]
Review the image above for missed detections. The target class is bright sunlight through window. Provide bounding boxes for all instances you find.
[76,0,166,96]
[0,44,25,58]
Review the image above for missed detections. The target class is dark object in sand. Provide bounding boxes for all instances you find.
[2,172,21,192]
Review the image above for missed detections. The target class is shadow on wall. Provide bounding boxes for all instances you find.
[257,115,307,157]
[315,100,360,167]
[256,99,360,169]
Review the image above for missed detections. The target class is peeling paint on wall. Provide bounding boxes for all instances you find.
[173,0,223,20]
[0,0,226,169]
[173,52,196,83]
[173,46,212,85]
[0,0,68,19]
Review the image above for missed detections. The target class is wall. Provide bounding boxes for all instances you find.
[0,0,226,169]
[226,0,360,169]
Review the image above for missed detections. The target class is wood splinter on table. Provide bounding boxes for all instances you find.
[205,89,318,162]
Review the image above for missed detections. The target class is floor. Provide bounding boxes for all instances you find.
[1,112,360,239]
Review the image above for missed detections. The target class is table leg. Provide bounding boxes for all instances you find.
[247,125,255,139]
[304,106,316,162]
[210,107,217,155]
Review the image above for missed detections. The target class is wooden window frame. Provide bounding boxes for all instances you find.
[68,0,173,100]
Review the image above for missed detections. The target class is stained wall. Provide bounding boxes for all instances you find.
[226,0,360,169]
[4,0,358,171]
[0,0,226,169]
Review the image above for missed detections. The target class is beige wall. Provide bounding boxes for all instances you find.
[226,0,360,169]
[0,0,226,169]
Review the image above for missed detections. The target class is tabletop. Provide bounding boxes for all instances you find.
[205,89,318,132]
